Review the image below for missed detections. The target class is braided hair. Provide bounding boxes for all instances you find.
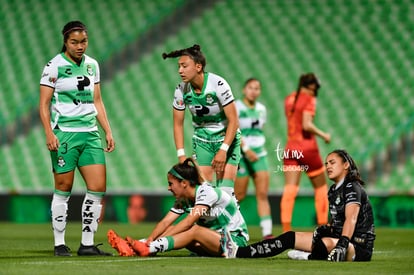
[162,44,206,70]
[168,158,205,187]
[61,21,87,52]
[329,149,365,185]
[290,73,321,113]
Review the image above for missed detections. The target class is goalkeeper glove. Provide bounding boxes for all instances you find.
[327,236,350,262]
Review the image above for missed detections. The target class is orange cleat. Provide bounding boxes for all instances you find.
[107,229,136,257]
[126,236,150,257]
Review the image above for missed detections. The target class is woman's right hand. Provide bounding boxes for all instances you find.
[178,155,187,163]
[323,133,331,144]
[244,149,259,162]
[46,132,59,151]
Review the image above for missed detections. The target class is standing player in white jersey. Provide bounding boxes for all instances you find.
[162,44,241,198]
[39,21,115,256]
[107,158,249,257]
[235,78,273,239]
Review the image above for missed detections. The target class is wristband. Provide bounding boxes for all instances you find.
[242,144,250,153]
[337,236,350,249]
[220,143,230,152]
[176,148,185,157]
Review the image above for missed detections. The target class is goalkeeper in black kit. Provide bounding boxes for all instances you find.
[222,149,375,262]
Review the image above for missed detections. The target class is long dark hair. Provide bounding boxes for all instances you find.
[162,44,207,70]
[61,21,87,52]
[290,73,321,113]
[329,149,365,185]
[168,158,205,187]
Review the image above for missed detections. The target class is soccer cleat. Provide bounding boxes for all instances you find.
[54,244,72,256]
[220,228,238,258]
[107,229,136,256]
[77,243,113,256]
[287,249,310,260]
[126,236,150,257]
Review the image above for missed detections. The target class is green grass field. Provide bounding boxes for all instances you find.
[0,222,413,275]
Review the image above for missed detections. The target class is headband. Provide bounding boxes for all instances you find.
[63,27,86,36]
[168,168,185,180]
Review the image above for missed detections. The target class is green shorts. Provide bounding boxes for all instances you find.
[192,132,241,166]
[237,154,269,177]
[50,130,105,173]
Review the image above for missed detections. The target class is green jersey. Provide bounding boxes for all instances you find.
[40,53,99,132]
[236,99,267,156]
[170,183,249,241]
[173,72,235,142]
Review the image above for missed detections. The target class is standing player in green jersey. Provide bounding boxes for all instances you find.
[39,21,115,256]
[235,78,273,239]
[107,158,249,257]
[163,44,241,198]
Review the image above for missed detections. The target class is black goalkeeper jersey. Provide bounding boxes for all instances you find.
[328,180,376,244]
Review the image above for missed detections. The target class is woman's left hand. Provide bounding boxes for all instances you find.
[212,150,227,173]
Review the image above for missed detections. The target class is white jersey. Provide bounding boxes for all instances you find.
[170,183,249,241]
[236,99,267,156]
[172,72,235,140]
[40,53,99,132]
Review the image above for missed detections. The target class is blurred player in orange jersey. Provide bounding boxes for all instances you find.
[280,73,331,232]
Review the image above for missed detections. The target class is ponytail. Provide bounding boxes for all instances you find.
[162,44,206,70]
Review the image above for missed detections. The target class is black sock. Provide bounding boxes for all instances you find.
[236,231,295,258]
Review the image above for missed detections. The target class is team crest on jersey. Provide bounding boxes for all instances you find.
[206,94,214,105]
[86,65,94,76]
[57,156,66,167]
[335,195,341,205]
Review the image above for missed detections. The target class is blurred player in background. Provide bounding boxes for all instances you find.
[39,21,115,256]
[222,149,376,262]
[235,78,273,239]
[163,44,241,198]
[280,73,331,232]
[108,158,249,257]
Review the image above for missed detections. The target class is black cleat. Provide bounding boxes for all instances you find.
[54,245,72,256]
[77,243,113,256]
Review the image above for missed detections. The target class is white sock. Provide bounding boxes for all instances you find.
[81,192,103,246]
[260,216,273,237]
[149,237,170,254]
[51,192,70,246]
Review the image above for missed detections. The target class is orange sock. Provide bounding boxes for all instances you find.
[280,184,299,232]
[314,184,328,225]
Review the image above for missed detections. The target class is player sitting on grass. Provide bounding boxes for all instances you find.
[221,149,375,262]
[107,158,249,257]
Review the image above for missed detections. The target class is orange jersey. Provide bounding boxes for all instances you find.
[284,91,317,145]
[283,91,324,176]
